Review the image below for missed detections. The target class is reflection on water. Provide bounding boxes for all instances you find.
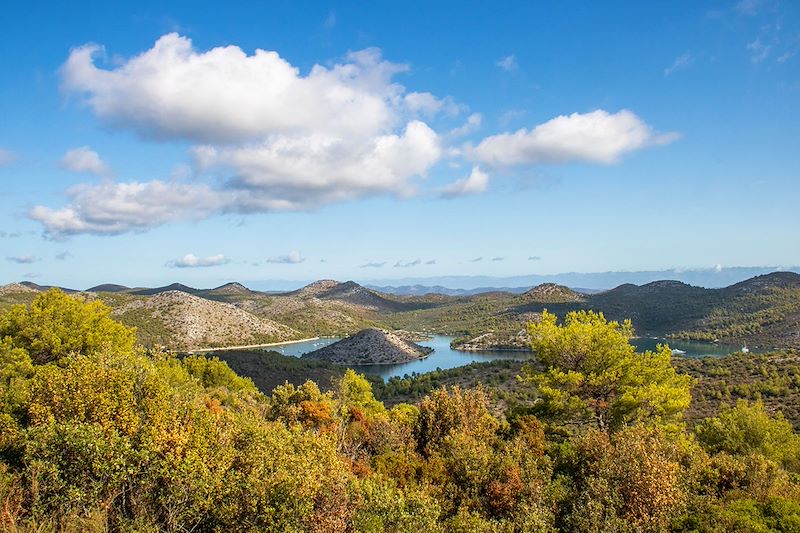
[269,337,340,357]
[266,335,531,381]
[350,335,531,381]
[265,335,755,382]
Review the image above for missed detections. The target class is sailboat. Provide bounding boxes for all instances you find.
[741,342,750,354]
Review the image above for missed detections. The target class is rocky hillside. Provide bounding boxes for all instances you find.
[287,280,413,313]
[520,283,584,303]
[304,328,433,365]
[0,282,39,297]
[5,272,799,352]
[111,290,299,349]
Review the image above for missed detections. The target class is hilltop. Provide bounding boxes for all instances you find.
[3,272,799,351]
[111,290,298,349]
[304,328,433,365]
[387,272,800,351]
[520,283,584,303]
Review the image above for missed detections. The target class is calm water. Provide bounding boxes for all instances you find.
[268,335,531,381]
[266,335,754,381]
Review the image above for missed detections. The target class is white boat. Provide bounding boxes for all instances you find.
[741,343,750,354]
[671,348,686,355]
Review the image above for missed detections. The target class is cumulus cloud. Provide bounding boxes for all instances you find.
[360,261,386,268]
[266,250,304,264]
[193,120,441,209]
[449,113,482,137]
[0,148,15,167]
[496,54,518,71]
[60,33,448,143]
[404,92,463,118]
[60,146,112,175]
[394,259,422,268]
[664,53,693,77]
[169,253,229,268]
[467,109,678,167]
[34,35,678,236]
[7,256,38,264]
[439,166,489,198]
[30,180,225,237]
[32,34,450,237]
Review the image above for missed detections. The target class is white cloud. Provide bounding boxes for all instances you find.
[36,34,449,237]
[468,109,678,167]
[31,124,441,235]
[439,166,489,198]
[266,250,304,264]
[664,53,693,77]
[449,113,482,137]
[404,92,463,118]
[30,180,226,236]
[60,146,112,176]
[194,120,441,210]
[169,253,229,268]
[60,33,441,143]
[38,35,678,238]
[6,256,38,264]
[496,54,518,71]
[360,261,386,268]
[0,148,15,167]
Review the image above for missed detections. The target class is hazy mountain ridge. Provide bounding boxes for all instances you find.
[2,272,799,350]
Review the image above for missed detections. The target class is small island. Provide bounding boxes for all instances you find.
[303,328,433,365]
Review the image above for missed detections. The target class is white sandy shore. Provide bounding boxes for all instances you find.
[188,337,321,353]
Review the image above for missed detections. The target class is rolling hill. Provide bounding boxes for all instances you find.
[3,272,799,351]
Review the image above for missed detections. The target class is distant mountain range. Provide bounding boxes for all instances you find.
[2,272,799,351]
[367,284,603,296]
[359,266,800,293]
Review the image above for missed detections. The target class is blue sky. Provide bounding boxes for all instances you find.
[1,0,798,290]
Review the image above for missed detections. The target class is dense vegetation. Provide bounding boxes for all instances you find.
[3,272,799,352]
[387,272,800,350]
[2,290,800,531]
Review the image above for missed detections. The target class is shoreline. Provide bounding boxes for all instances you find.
[305,349,435,367]
[188,336,321,353]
